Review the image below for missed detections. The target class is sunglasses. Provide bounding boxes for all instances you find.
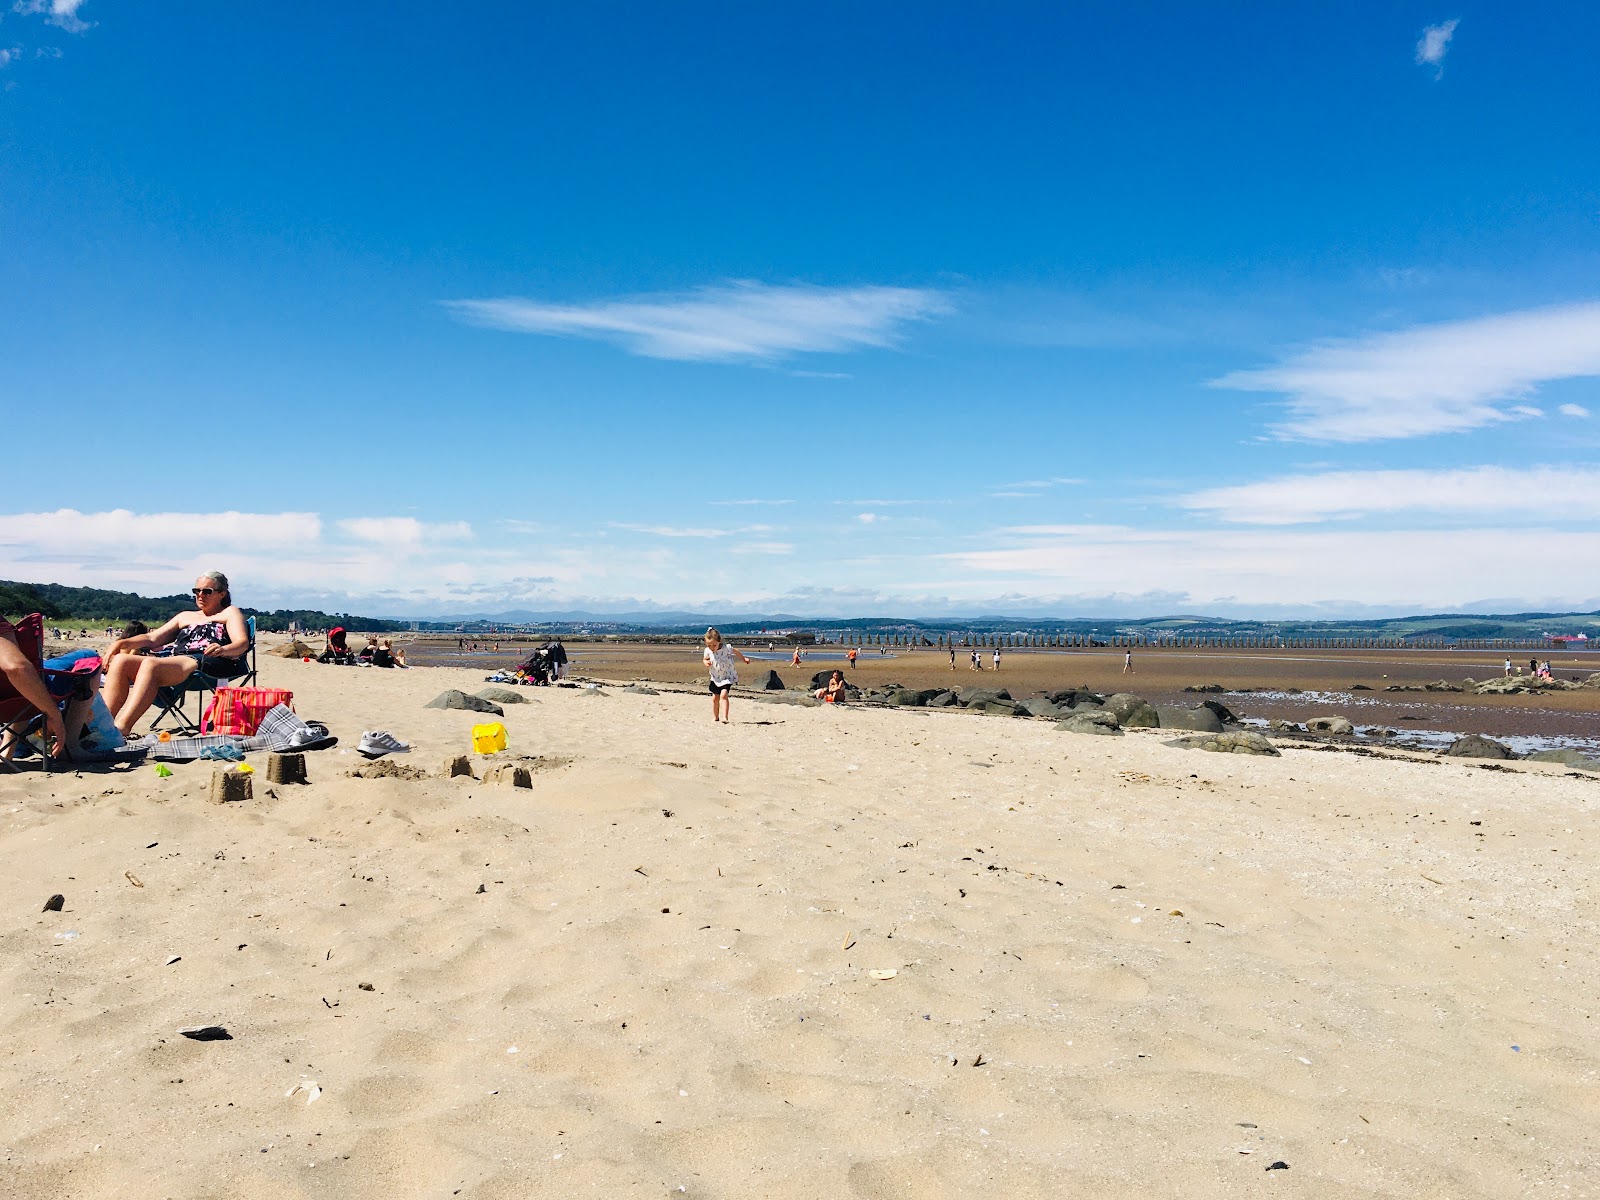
[192,587,220,596]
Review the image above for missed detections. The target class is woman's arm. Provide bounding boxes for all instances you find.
[207,607,250,658]
[106,614,183,662]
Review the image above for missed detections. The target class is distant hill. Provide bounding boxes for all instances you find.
[0,580,406,634]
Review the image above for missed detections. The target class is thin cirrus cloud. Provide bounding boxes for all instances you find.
[444,281,952,363]
[1180,466,1600,525]
[611,522,773,538]
[336,517,473,546]
[1212,301,1600,442]
[1415,19,1459,78]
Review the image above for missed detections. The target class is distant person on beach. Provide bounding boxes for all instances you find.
[703,627,752,725]
[970,649,980,671]
[1504,657,1513,677]
[847,647,858,670]
[814,670,848,703]
[993,647,1001,671]
[949,646,956,670]
[1123,649,1134,674]
[791,646,802,667]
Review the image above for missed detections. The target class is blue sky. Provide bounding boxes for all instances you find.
[2,2,1598,618]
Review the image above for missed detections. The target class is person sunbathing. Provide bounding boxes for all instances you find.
[813,669,849,703]
[101,571,250,735]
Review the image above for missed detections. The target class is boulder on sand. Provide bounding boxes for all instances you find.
[958,687,1012,708]
[760,669,786,691]
[1181,683,1227,693]
[1056,710,1123,737]
[1154,704,1224,733]
[1168,731,1280,756]
[1306,716,1355,736]
[1101,693,1158,728]
[1017,698,1065,718]
[425,690,504,716]
[475,687,530,705]
[1443,734,1514,760]
[926,691,959,708]
[1524,748,1600,770]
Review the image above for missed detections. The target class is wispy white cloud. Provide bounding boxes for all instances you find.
[987,476,1085,498]
[1415,18,1459,78]
[12,0,93,33]
[445,281,951,363]
[708,498,795,507]
[611,522,773,538]
[336,517,473,546]
[855,513,879,524]
[1560,403,1591,418]
[1181,466,1600,525]
[944,523,1600,611]
[729,541,794,556]
[1213,301,1600,442]
[0,509,322,551]
[0,46,22,67]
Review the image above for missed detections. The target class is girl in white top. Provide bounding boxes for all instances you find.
[702,627,752,725]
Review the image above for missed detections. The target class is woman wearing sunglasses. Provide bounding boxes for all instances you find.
[102,571,250,735]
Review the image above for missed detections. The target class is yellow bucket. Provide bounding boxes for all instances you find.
[471,721,507,754]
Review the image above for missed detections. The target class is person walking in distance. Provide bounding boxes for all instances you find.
[992,646,1001,671]
[1123,648,1133,674]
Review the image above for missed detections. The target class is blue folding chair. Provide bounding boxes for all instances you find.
[151,616,258,735]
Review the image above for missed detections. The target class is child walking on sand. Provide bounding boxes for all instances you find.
[703,627,752,725]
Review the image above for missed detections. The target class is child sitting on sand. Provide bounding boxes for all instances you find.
[703,627,752,725]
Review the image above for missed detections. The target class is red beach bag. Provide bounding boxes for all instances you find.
[203,687,295,736]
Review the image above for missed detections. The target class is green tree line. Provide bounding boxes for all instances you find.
[0,580,406,634]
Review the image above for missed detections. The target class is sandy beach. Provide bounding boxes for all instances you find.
[3,645,1597,1199]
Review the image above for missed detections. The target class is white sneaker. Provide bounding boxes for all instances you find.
[358,730,411,758]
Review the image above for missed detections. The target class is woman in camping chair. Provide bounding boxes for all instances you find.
[101,571,250,735]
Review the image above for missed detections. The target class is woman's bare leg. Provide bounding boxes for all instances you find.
[114,657,197,734]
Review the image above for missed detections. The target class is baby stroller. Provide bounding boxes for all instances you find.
[517,647,553,685]
[318,626,356,665]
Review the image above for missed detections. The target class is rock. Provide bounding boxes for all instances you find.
[982,700,1023,716]
[958,687,1012,708]
[622,684,659,695]
[1182,683,1226,693]
[1306,716,1355,736]
[884,688,926,706]
[1050,689,1103,707]
[1168,731,1281,756]
[1017,698,1064,718]
[1369,727,1399,739]
[1269,719,1303,733]
[1350,684,1373,691]
[442,755,475,779]
[1102,693,1158,728]
[1424,680,1464,693]
[763,692,822,707]
[1154,704,1224,733]
[177,1025,232,1041]
[1443,734,1514,760]
[425,690,503,715]
[1056,710,1123,736]
[926,691,959,708]
[1524,748,1600,770]
[475,687,529,705]
[1200,699,1240,725]
[42,894,64,913]
[760,669,786,691]
[811,670,841,690]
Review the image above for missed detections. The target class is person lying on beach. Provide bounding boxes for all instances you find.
[703,627,752,725]
[100,571,250,735]
[814,670,848,703]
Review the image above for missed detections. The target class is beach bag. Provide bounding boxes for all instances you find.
[472,721,507,754]
[204,687,295,736]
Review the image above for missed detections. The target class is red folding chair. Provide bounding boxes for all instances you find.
[0,613,84,772]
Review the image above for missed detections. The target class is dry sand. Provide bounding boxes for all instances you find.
[2,643,1597,1198]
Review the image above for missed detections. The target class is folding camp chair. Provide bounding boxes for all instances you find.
[0,612,88,772]
[151,616,258,735]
